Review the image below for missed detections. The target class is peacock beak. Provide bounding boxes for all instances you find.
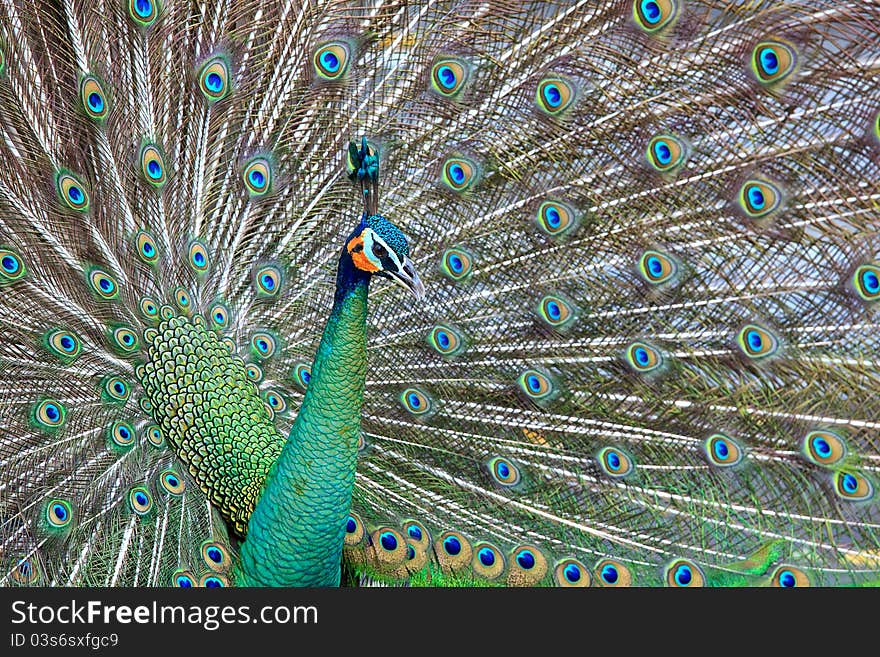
[388,256,425,301]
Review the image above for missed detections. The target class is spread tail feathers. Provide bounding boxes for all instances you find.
[1,0,879,587]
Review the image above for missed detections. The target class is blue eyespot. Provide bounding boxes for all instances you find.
[442,157,478,191]
[320,51,339,73]
[346,516,357,533]
[518,369,554,400]
[634,347,649,366]
[243,158,272,195]
[428,324,466,357]
[207,547,222,563]
[759,48,779,75]
[139,146,166,186]
[737,324,779,359]
[443,536,462,556]
[606,451,621,471]
[536,78,575,114]
[441,248,474,280]
[206,72,222,92]
[705,433,745,468]
[601,564,619,584]
[544,206,561,228]
[543,83,562,108]
[564,564,581,583]
[136,492,147,505]
[834,470,873,501]
[771,565,809,587]
[751,41,797,85]
[863,270,879,294]
[406,546,415,560]
[46,499,73,527]
[175,574,194,587]
[675,565,691,585]
[653,140,672,164]
[135,0,152,18]
[408,525,422,540]
[380,531,398,551]
[437,65,456,89]
[647,257,662,276]
[88,92,103,112]
[747,186,765,210]
[261,273,275,290]
[1,250,25,280]
[747,330,762,350]
[641,0,661,23]
[517,550,536,570]
[46,404,59,421]
[431,59,468,97]
[739,179,782,219]
[804,431,847,468]
[204,576,223,587]
[478,548,495,566]
[634,0,679,32]
[666,559,705,587]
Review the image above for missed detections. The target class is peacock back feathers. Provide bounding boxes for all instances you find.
[1,0,880,587]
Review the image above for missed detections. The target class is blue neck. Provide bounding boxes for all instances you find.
[335,249,371,304]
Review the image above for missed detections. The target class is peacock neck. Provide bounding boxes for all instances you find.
[237,257,370,586]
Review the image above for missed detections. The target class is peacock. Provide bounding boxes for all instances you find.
[1,0,879,589]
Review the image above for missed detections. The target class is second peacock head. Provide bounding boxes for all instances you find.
[345,214,425,300]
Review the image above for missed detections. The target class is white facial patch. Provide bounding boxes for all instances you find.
[362,229,402,272]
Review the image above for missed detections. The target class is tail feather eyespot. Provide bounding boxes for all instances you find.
[633,0,680,33]
[752,40,797,85]
[431,58,469,98]
[198,55,231,102]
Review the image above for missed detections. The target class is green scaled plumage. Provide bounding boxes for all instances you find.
[2,0,880,589]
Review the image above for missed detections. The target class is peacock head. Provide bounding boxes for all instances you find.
[345,214,425,300]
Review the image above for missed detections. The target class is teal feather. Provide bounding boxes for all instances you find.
[1,0,880,588]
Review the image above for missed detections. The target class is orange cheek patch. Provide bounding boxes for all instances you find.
[347,236,379,272]
[352,251,379,272]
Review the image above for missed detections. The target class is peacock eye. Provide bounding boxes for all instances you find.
[372,242,388,258]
